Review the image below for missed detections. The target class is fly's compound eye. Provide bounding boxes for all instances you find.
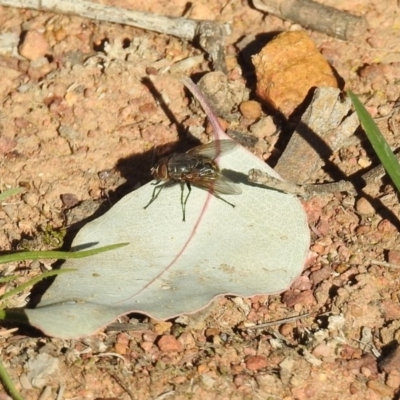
[152,162,168,180]
[159,163,168,180]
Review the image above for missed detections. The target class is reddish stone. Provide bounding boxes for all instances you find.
[0,137,17,154]
[386,369,400,389]
[140,342,154,352]
[157,335,183,353]
[381,300,400,320]
[310,266,331,286]
[367,380,393,397]
[245,355,267,371]
[291,275,312,291]
[282,290,316,307]
[377,219,397,234]
[114,342,127,355]
[387,249,400,265]
[347,354,378,376]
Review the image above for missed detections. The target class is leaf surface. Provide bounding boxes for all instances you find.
[25,143,310,338]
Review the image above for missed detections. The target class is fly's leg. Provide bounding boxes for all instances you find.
[144,182,165,210]
[180,182,192,222]
[212,192,236,208]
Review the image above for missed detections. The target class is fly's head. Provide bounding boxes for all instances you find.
[151,159,169,181]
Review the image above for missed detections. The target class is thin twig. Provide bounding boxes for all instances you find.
[370,259,400,269]
[249,150,391,199]
[56,383,66,400]
[243,313,310,329]
[0,0,230,71]
[106,321,153,332]
[0,328,18,336]
[154,391,176,400]
[111,373,135,400]
[37,386,52,400]
[252,0,367,40]
[374,101,400,121]
[94,352,129,365]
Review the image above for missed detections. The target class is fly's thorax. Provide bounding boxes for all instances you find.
[166,154,220,181]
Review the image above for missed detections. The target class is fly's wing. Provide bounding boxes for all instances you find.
[192,175,242,195]
[186,140,238,160]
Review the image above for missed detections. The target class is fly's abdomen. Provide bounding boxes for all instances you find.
[195,158,219,178]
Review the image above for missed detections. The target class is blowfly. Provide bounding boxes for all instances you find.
[144,140,242,221]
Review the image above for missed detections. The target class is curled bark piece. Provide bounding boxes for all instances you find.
[252,0,368,41]
[249,151,395,199]
[248,168,358,199]
[274,87,359,184]
[195,21,229,73]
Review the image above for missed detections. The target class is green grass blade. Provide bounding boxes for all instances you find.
[0,243,129,304]
[0,357,24,400]
[0,242,129,264]
[0,188,23,202]
[348,90,400,192]
[0,276,18,284]
[0,220,128,399]
[0,269,76,303]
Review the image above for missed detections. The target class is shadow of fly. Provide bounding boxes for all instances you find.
[144,140,242,221]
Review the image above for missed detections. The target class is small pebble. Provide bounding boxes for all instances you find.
[205,328,220,338]
[367,380,393,397]
[23,192,40,207]
[312,343,333,358]
[291,275,311,291]
[355,224,370,234]
[378,103,393,117]
[197,364,209,374]
[245,355,267,370]
[54,28,67,42]
[19,30,49,61]
[355,197,375,215]
[153,321,172,335]
[239,100,262,120]
[282,290,316,307]
[357,157,371,168]
[388,249,400,265]
[386,369,400,389]
[279,323,294,337]
[114,342,127,355]
[142,332,157,343]
[140,342,154,352]
[60,193,79,208]
[157,335,183,353]
[250,116,276,138]
[233,374,246,387]
[377,219,397,234]
[361,366,373,378]
[201,374,216,389]
[0,137,17,154]
[310,266,331,285]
